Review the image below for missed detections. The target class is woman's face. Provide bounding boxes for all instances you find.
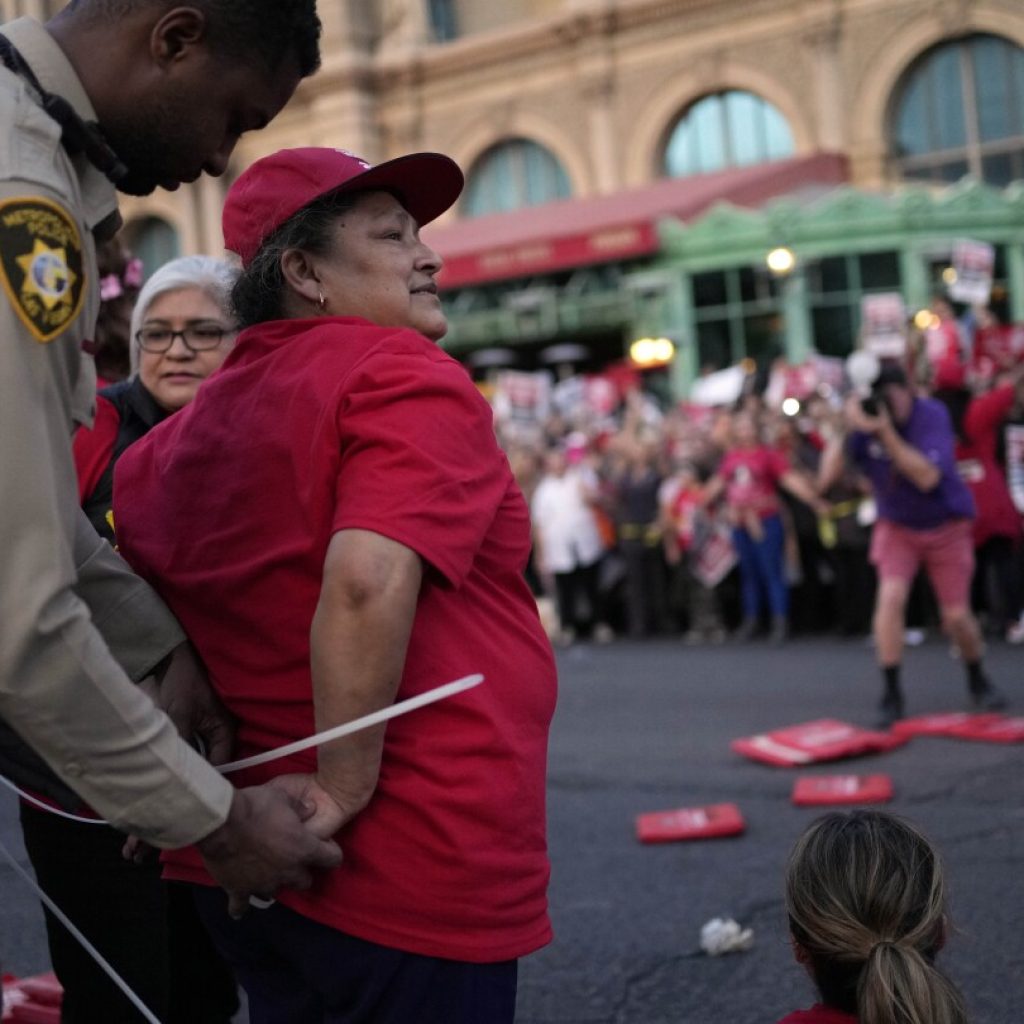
[315,191,447,341]
[733,413,758,447]
[137,287,235,412]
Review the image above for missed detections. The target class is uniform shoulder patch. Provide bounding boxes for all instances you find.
[0,196,85,343]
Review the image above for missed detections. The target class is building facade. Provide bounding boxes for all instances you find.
[9,0,1024,395]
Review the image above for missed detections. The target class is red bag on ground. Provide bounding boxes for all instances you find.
[635,803,745,843]
[891,712,1003,738]
[792,774,894,806]
[944,715,1024,744]
[731,719,907,767]
[1,974,62,1024]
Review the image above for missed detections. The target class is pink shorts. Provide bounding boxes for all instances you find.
[869,518,974,608]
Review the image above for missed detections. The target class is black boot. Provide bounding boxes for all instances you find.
[876,690,905,730]
[968,676,1008,712]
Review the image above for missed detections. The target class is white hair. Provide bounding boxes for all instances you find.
[129,255,240,375]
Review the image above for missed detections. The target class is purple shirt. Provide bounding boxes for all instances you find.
[849,397,975,529]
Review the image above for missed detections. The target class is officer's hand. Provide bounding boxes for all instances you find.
[196,784,343,919]
[268,773,351,839]
[142,641,236,765]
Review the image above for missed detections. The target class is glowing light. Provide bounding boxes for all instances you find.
[766,247,796,275]
[941,266,958,285]
[782,397,800,417]
[913,309,939,330]
[629,336,676,368]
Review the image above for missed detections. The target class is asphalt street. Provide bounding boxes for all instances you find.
[2,635,1022,1023]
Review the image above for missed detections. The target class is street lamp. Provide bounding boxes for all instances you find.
[766,246,796,275]
[629,336,676,369]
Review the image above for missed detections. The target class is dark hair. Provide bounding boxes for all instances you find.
[786,811,968,1024]
[67,1,321,77]
[231,191,362,328]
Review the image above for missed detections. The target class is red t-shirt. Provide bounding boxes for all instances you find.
[72,394,120,502]
[669,485,702,550]
[114,316,557,962]
[718,445,790,519]
[958,383,1022,544]
[777,1005,857,1024]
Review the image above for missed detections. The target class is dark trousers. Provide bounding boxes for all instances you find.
[732,515,788,620]
[193,886,518,1024]
[18,801,238,1024]
[620,539,670,637]
[830,546,876,635]
[553,559,603,635]
[973,535,1021,631]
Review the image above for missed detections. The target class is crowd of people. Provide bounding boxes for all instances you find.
[499,329,1024,663]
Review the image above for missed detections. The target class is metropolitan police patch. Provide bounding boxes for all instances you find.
[0,197,85,343]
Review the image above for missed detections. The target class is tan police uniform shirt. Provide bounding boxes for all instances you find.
[0,18,232,847]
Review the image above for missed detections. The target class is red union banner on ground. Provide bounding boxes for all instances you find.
[731,719,908,766]
[635,803,745,843]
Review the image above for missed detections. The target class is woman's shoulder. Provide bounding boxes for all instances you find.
[776,1005,857,1024]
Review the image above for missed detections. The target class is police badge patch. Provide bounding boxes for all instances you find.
[0,197,85,343]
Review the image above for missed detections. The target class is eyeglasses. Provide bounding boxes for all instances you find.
[135,324,233,353]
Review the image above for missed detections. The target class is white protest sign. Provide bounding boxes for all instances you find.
[860,293,907,359]
[949,239,994,306]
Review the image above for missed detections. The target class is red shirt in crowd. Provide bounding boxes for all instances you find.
[718,445,790,519]
[669,484,703,551]
[114,316,557,963]
[958,383,1022,545]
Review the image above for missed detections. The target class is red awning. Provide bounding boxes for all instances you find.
[425,153,848,290]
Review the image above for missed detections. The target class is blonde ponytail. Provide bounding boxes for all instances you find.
[785,811,969,1024]
[859,940,969,1024]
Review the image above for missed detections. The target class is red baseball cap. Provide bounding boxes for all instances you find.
[223,147,464,267]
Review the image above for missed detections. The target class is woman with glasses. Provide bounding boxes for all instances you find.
[17,255,242,1024]
[74,256,238,543]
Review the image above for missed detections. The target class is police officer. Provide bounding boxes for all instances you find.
[0,1,341,919]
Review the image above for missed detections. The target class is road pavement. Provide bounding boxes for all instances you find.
[2,635,1022,1022]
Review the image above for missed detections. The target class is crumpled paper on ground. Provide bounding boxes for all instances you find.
[700,916,754,956]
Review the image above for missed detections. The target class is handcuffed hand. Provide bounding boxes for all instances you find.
[141,641,236,765]
[197,782,343,919]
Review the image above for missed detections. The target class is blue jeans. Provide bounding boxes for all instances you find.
[192,887,518,1024]
[732,514,788,619]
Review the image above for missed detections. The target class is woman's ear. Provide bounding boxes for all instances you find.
[790,932,812,966]
[280,248,322,309]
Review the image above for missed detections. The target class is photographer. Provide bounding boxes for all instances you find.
[820,362,1007,726]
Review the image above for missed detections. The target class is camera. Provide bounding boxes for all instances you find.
[860,395,879,416]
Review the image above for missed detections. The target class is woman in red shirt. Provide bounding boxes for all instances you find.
[703,411,823,642]
[115,148,556,1024]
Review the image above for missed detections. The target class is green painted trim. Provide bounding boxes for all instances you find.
[660,179,1024,270]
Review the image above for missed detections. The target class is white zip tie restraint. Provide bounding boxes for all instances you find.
[215,673,483,774]
[0,671,484,1022]
[2,673,484,819]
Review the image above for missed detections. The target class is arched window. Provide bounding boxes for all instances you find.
[462,139,572,218]
[124,216,180,281]
[890,34,1024,186]
[664,90,794,178]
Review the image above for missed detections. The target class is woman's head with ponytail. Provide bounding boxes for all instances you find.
[785,810,969,1024]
